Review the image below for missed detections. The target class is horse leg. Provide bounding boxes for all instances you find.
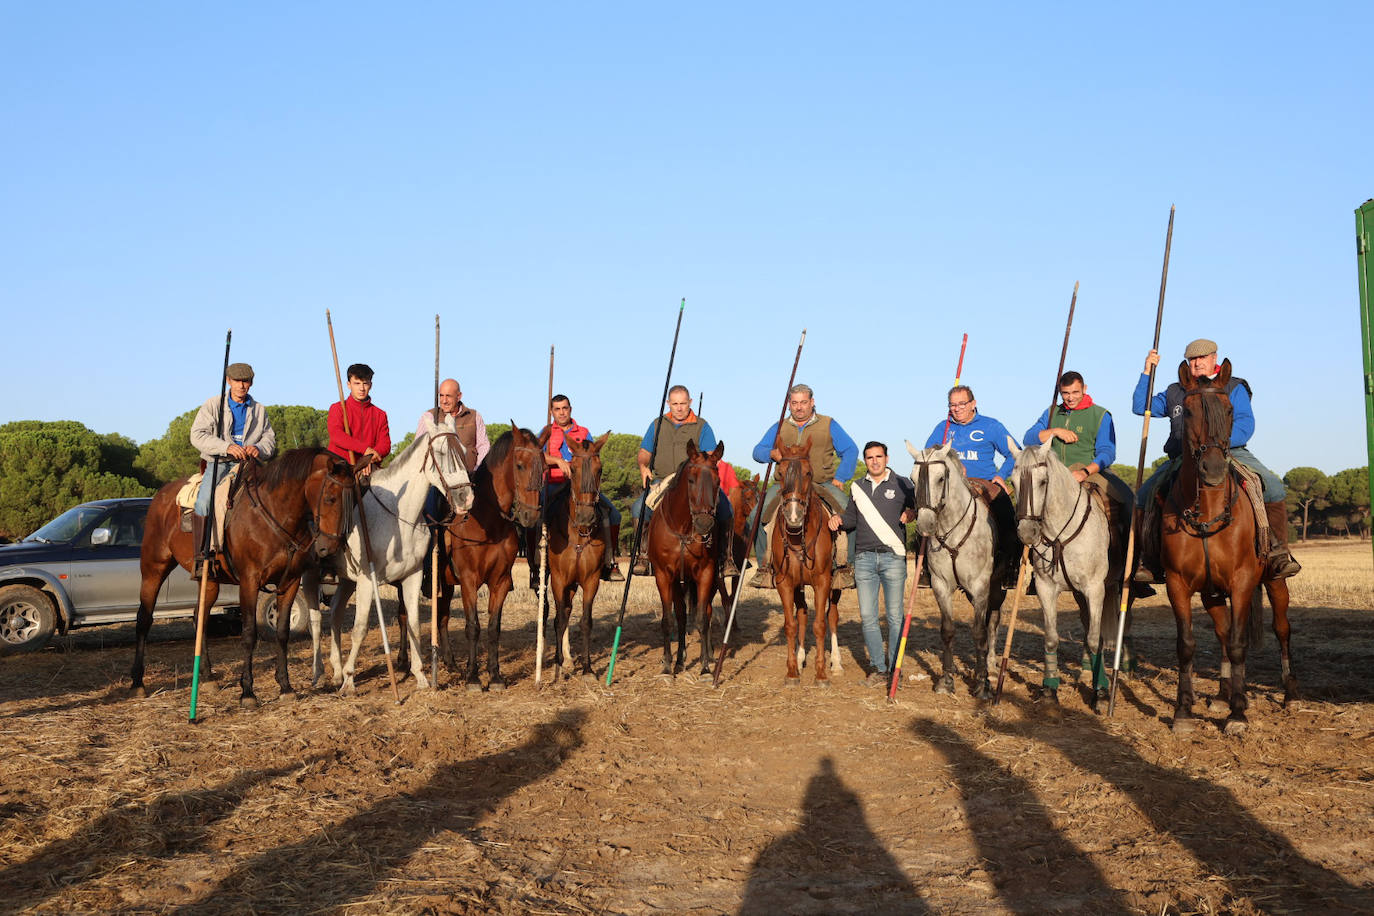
[697,570,715,676]
[394,588,412,681]
[781,580,800,685]
[436,577,457,674]
[552,583,572,681]
[340,575,374,697]
[826,582,843,678]
[931,573,957,695]
[401,574,431,689]
[273,579,302,700]
[486,575,513,691]
[1167,576,1198,731]
[1217,589,1250,735]
[655,569,675,675]
[795,585,809,675]
[969,585,994,700]
[812,578,831,688]
[674,584,688,675]
[237,575,262,709]
[578,574,596,677]
[132,557,176,697]
[1266,580,1297,705]
[324,576,352,689]
[1035,580,1063,705]
[1079,582,1108,710]
[462,574,483,692]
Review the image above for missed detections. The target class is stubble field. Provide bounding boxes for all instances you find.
[1,539,1372,914]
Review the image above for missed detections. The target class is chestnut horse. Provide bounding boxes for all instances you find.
[133,449,354,706]
[646,439,725,676]
[397,426,543,691]
[1163,359,1293,735]
[714,476,759,610]
[545,431,612,679]
[771,442,842,687]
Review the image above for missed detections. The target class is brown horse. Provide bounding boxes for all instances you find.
[714,476,759,610]
[133,449,354,706]
[545,431,612,679]
[646,439,725,676]
[1163,359,1294,735]
[771,442,842,687]
[418,426,543,691]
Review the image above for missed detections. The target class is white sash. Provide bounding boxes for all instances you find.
[851,482,907,554]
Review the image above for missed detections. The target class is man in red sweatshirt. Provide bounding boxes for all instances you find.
[329,363,391,477]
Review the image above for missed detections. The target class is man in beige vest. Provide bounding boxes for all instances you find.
[750,384,859,589]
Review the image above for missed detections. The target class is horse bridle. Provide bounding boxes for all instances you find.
[663,462,718,548]
[1172,386,1240,539]
[911,455,977,562]
[503,440,544,524]
[776,456,823,564]
[1015,456,1092,580]
[234,460,353,593]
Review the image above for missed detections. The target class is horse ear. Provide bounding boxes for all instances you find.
[1007,436,1022,459]
[591,431,611,453]
[1216,358,1232,386]
[905,440,920,460]
[1178,360,1193,389]
[686,439,700,459]
[709,441,725,463]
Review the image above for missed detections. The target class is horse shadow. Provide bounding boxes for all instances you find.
[988,698,1374,911]
[739,755,930,914]
[909,718,1135,913]
[0,757,324,913]
[168,710,586,914]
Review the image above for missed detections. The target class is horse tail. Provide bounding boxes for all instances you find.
[1246,585,1266,650]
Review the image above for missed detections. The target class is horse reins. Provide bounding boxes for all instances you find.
[1170,385,1243,596]
[911,456,978,570]
[1015,458,1094,583]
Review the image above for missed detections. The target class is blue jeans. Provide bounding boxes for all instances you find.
[630,482,732,529]
[195,459,233,516]
[854,549,906,674]
[754,480,849,567]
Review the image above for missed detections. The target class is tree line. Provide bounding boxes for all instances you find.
[0,415,1368,546]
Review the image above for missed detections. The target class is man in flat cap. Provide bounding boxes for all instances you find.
[187,362,277,563]
[1131,339,1300,581]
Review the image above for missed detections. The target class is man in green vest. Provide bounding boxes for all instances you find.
[1021,370,1133,525]
[629,385,737,577]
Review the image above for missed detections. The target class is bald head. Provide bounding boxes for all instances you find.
[438,378,461,415]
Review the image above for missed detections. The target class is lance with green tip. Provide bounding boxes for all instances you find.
[712,328,807,688]
[535,345,554,686]
[189,328,232,722]
[1109,204,1174,716]
[995,282,1078,704]
[889,332,966,700]
[606,298,686,685]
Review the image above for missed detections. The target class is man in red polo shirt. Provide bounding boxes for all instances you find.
[536,393,623,582]
[328,363,391,477]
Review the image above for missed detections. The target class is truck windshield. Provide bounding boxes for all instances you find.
[24,505,110,544]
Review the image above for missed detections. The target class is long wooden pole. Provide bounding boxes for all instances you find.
[535,345,554,686]
[606,299,686,685]
[888,333,967,700]
[431,314,441,687]
[1109,205,1174,716]
[189,328,231,722]
[327,310,402,703]
[712,329,807,688]
[994,282,1078,703]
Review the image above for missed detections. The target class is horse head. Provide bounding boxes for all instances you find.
[1180,358,1234,487]
[566,431,610,528]
[309,455,357,558]
[682,439,724,537]
[425,416,476,516]
[508,422,544,528]
[907,441,961,536]
[777,441,814,533]
[1007,436,1063,544]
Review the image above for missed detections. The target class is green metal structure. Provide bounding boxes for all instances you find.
[1357,200,1374,562]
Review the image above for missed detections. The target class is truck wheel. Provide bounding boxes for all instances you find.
[258,590,311,637]
[0,584,58,653]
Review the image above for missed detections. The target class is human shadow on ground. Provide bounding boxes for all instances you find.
[170,709,586,914]
[909,718,1134,914]
[0,756,323,913]
[739,756,929,915]
[990,697,1374,911]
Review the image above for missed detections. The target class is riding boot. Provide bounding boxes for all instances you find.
[601,521,624,581]
[631,556,651,577]
[750,565,775,589]
[1264,501,1302,578]
[717,517,739,578]
[1132,501,1163,584]
[190,514,212,580]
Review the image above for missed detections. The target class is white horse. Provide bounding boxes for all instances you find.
[906,441,1011,699]
[1007,437,1129,709]
[312,422,474,695]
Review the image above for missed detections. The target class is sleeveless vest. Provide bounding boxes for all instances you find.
[1162,376,1250,459]
[1048,403,1107,468]
[647,416,705,478]
[777,415,838,482]
[431,405,480,471]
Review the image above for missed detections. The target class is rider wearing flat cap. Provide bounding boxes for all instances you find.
[1132,338,1300,581]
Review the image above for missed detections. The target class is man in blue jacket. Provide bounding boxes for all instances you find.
[750,384,858,589]
[1131,338,1300,581]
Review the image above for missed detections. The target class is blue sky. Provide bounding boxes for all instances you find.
[6,3,1371,477]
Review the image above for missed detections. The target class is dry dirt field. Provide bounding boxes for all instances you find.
[2,539,1372,915]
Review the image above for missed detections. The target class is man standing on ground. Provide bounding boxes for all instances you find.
[828,442,914,685]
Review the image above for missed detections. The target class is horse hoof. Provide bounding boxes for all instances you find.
[239,695,259,709]
[282,690,298,703]
[1171,716,1195,734]
[784,677,801,688]
[973,682,993,701]
[130,685,150,699]
[1223,718,1248,737]
[816,679,831,690]
[1036,688,1059,706]
[466,682,483,694]
[1208,698,1230,715]
[339,683,356,698]
[934,678,955,696]
[489,681,506,693]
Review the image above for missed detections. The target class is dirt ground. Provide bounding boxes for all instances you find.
[2,541,1372,915]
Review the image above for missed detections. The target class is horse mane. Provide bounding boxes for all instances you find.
[1196,386,1233,443]
[255,448,331,488]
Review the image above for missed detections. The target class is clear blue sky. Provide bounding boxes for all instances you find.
[6,3,1371,477]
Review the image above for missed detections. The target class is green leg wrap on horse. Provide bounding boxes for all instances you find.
[1042,676,1061,689]
[1090,652,1110,689]
[1043,651,1058,688]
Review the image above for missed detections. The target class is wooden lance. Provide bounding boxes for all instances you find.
[189,328,231,722]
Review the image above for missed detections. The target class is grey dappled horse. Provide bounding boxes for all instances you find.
[311,421,474,695]
[1008,437,1127,709]
[906,441,1009,699]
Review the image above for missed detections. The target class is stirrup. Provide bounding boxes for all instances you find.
[751,566,774,589]
[720,555,740,578]
[631,557,650,577]
[1267,553,1301,579]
